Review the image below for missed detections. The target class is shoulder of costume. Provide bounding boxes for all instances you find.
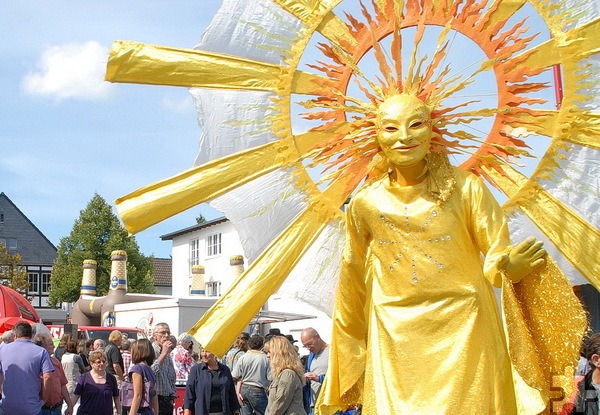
[452,167,486,191]
[351,173,388,204]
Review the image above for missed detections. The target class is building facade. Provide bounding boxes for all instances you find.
[0,192,63,322]
[161,218,245,298]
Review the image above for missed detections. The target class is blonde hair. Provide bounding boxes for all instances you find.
[263,336,305,381]
[108,330,122,343]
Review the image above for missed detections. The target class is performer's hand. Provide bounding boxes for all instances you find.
[505,237,546,283]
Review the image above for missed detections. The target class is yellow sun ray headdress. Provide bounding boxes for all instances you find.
[106,0,598,411]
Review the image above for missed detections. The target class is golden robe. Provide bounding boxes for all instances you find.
[319,168,519,414]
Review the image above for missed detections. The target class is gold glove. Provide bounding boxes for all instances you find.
[505,236,546,283]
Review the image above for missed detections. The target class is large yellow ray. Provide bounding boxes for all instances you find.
[105,40,328,94]
[488,165,600,286]
[518,17,600,69]
[115,141,294,234]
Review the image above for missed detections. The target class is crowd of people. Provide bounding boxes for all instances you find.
[202,327,332,415]
[0,321,189,415]
[32,316,599,415]
[0,321,331,415]
[4,319,599,414]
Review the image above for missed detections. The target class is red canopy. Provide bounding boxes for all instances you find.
[0,316,36,332]
[0,285,40,326]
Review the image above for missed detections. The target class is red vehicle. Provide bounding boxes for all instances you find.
[48,325,146,342]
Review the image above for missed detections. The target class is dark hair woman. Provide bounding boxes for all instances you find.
[62,340,86,393]
[183,349,240,415]
[122,338,159,415]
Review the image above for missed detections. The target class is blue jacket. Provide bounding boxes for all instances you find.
[184,362,240,415]
[302,352,325,410]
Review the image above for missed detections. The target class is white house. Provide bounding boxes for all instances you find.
[161,217,244,298]
[160,217,333,346]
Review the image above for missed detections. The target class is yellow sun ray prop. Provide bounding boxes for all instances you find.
[106,0,598,411]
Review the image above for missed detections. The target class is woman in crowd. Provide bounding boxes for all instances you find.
[122,339,159,415]
[229,338,248,372]
[62,340,86,393]
[72,350,121,415]
[183,348,240,415]
[54,333,71,361]
[171,333,195,382]
[78,339,92,372]
[263,336,306,415]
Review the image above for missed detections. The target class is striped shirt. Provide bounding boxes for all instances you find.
[151,341,176,397]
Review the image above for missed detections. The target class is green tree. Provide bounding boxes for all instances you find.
[49,193,155,307]
[0,244,28,294]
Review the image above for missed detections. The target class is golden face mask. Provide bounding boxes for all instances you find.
[376,94,433,169]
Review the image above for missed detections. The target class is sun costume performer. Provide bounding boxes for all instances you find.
[104,0,599,414]
[321,92,550,414]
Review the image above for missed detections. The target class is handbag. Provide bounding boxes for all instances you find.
[120,368,153,409]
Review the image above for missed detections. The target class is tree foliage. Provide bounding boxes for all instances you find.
[49,193,155,307]
[0,244,28,295]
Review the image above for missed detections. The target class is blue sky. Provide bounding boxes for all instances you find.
[0,1,224,258]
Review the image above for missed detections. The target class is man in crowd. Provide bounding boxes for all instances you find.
[105,330,125,382]
[0,321,54,415]
[0,330,15,349]
[33,332,74,415]
[121,338,132,376]
[301,327,329,414]
[151,322,177,415]
[92,338,106,352]
[232,335,270,415]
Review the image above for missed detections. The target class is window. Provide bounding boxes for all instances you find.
[7,239,16,251]
[206,281,221,297]
[41,273,51,293]
[206,233,222,257]
[190,238,200,265]
[0,213,4,223]
[29,272,39,293]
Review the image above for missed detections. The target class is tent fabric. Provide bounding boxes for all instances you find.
[0,285,40,325]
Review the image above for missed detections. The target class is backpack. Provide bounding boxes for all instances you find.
[120,365,154,408]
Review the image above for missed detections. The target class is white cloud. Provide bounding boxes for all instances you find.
[22,41,113,100]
